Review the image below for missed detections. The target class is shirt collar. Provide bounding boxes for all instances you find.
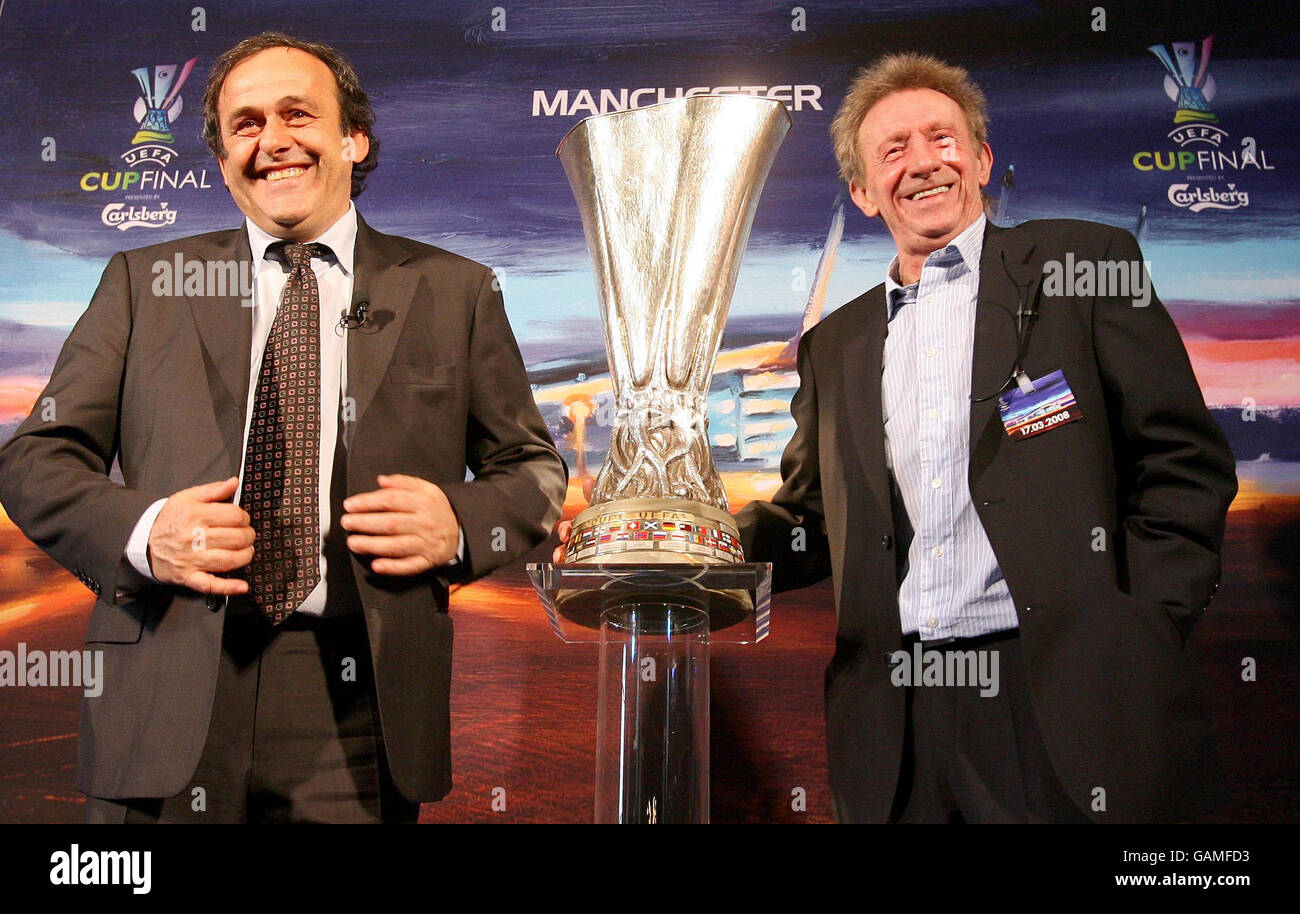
[883,214,986,318]
[246,202,358,277]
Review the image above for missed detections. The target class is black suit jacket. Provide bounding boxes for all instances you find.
[0,215,568,803]
[737,218,1237,823]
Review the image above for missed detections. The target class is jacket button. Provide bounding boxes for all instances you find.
[880,535,893,550]
[206,596,223,612]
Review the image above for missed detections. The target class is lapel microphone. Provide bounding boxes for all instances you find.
[972,250,1042,402]
[337,295,369,331]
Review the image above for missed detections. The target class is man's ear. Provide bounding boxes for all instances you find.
[848,177,879,218]
[342,130,370,163]
[977,141,993,188]
[215,152,232,190]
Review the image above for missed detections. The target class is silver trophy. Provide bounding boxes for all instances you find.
[557,95,790,564]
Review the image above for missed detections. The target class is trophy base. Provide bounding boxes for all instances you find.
[527,561,771,643]
[567,498,744,564]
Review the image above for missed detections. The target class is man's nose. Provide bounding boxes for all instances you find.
[906,141,940,177]
[258,116,292,154]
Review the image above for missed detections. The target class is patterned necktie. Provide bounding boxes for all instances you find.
[241,241,329,625]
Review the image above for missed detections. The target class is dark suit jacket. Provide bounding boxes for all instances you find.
[0,214,568,803]
[737,218,1237,823]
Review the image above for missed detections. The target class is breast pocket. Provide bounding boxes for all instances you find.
[387,362,458,388]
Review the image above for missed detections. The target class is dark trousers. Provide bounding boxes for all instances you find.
[888,629,1089,824]
[85,609,420,824]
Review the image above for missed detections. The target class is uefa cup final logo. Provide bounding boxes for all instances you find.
[1149,37,1217,125]
[126,59,198,166]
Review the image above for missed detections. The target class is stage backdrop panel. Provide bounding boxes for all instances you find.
[0,0,1296,822]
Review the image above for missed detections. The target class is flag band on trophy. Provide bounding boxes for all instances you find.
[568,512,745,563]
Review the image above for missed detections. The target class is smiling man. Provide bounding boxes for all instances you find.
[0,32,566,823]
[733,53,1237,822]
[845,84,991,284]
[214,44,367,244]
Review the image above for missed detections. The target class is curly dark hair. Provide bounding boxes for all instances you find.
[202,31,379,198]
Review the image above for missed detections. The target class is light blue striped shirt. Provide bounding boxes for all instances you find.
[882,216,1018,640]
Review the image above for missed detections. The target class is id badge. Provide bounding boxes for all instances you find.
[998,369,1082,440]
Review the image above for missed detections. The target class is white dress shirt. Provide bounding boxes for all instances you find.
[881,215,1018,640]
[124,204,465,616]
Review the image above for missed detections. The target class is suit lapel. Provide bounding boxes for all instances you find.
[970,221,1042,484]
[844,287,893,519]
[347,214,420,427]
[184,215,418,472]
[184,230,253,476]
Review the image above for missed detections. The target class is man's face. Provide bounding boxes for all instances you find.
[848,88,992,261]
[215,47,369,241]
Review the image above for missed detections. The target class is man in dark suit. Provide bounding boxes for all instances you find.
[735,54,1237,822]
[0,32,566,823]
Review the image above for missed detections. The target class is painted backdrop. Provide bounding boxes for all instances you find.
[0,0,1296,822]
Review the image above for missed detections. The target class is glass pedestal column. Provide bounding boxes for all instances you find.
[529,562,771,824]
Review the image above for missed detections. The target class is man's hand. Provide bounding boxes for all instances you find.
[550,475,591,563]
[341,474,460,575]
[552,519,573,563]
[147,477,254,595]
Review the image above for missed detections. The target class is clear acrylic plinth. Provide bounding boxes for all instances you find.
[526,562,772,644]
[596,604,710,823]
